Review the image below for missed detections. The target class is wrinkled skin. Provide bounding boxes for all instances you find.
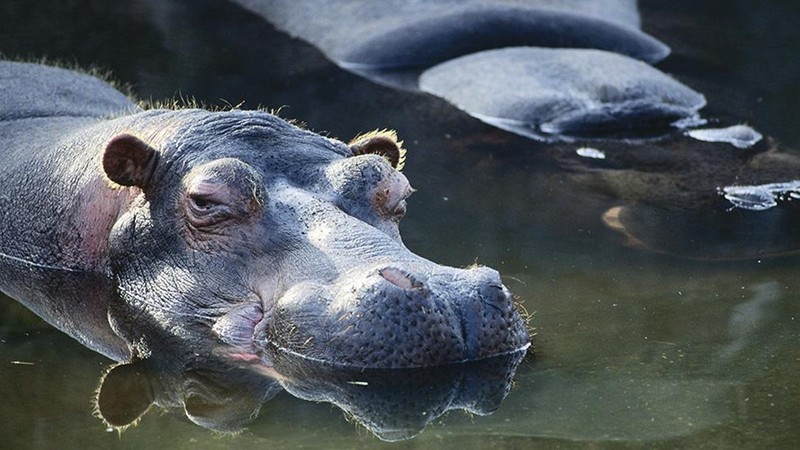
[0,61,529,370]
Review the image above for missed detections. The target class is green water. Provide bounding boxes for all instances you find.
[1,0,799,448]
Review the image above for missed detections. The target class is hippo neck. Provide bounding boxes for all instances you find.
[0,109,208,361]
[0,110,193,275]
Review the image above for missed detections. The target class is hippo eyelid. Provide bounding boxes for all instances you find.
[187,192,233,221]
[188,192,224,211]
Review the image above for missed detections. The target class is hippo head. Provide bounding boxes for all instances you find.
[101,109,529,370]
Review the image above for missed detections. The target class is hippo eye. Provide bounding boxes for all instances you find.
[186,193,232,226]
[380,185,413,223]
[182,159,264,231]
[189,195,215,211]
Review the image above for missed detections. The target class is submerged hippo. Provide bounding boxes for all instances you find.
[0,61,529,372]
[437,125,800,261]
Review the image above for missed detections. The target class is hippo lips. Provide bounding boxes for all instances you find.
[256,266,531,369]
[264,337,532,368]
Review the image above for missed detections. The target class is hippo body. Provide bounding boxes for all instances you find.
[231,0,666,69]
[228,0,705,141]
[0,61,529,370]
[419,47,705,140]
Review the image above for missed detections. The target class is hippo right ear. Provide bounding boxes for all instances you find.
[349,130,406,171]
[96,360,154,428]
[102,134,159,188]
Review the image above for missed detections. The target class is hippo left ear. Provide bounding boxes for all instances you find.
[349,130,406,171]
[102,134,159,188]
[96,360,154,428]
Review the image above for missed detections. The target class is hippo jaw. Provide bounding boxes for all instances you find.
[261,263,530,369]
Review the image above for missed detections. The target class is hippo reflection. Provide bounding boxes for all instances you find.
[96,340,526,441]
[588,133,800,260]
[0,61,529,385]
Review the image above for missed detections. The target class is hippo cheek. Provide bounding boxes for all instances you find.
[265,266,530,369]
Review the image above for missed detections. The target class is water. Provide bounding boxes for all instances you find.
[1,0,800,448]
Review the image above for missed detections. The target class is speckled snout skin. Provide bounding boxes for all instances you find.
[270,264,528,368]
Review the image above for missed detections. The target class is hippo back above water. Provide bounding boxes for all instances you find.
[0,61,529,370]
[229,0,706,141]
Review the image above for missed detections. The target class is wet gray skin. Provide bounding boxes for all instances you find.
[0,61,529,369]
[227,0,706,141]
[230,0,667,71]
[419,47,705,141]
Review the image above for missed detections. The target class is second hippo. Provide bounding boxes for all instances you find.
[228,0,705,140]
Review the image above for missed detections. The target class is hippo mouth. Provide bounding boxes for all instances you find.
[259,264,531,369]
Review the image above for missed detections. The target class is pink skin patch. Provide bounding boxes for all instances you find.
[224,352,261,363]
[379,267,415,290]
[212,303,264,354]
[69,175,139,270]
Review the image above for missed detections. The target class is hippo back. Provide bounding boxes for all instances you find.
[0,61,135,121]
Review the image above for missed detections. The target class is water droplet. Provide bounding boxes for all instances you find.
[687,125,762,149]
[719,180,800,210]
[575,147,606,159]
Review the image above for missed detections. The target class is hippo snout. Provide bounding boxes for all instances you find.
[265,264,529,368]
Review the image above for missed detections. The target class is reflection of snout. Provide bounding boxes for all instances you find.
[267,264,530,369]
[270,348,527,442]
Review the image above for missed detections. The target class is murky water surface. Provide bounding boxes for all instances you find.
[1,0,799,448]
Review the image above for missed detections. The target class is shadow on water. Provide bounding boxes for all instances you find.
[1,0,800,448]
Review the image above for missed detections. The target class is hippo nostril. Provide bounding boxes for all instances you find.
[468,267,511,304]
[481,283,512,305]
[379,267,424,291]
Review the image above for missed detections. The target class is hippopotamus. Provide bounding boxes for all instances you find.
[419,47,705,140]
[0,61,529,373]
[227,0,706,141]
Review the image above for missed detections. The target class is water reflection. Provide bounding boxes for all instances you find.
[269,350,526,441]
[95,338,526,441]
[432,130,800,261]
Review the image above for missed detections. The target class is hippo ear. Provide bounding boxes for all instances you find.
[349,130,406,171]
[602,206,648,250]
[96,360,154,428]
[102,134,159,188]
